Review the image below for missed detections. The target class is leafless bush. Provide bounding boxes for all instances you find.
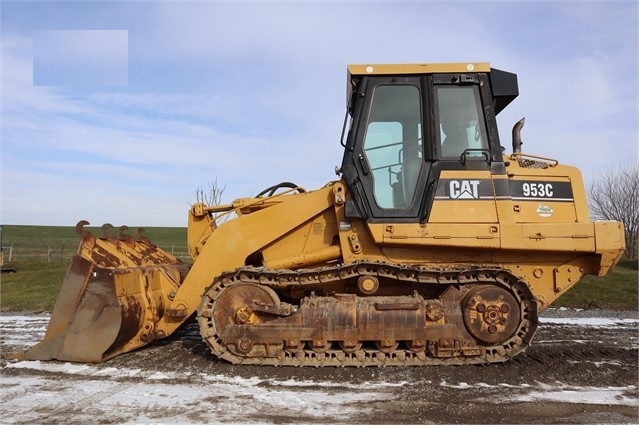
[589,163,638,258]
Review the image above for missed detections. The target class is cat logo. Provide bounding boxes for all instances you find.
[449,180,480,199]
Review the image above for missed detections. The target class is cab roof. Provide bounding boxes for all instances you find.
[346,62,518,115]
[347,62,491,76]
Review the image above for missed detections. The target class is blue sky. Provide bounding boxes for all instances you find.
[1,0,637,226]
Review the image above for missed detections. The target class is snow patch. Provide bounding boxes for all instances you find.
[540,317,639,327]
[514,384,638,406]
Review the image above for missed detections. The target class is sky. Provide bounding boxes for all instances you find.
[1,0,637,227]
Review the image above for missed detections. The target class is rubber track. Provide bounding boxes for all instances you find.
[197,261,539,367]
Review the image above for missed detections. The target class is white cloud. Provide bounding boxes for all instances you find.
[1,1,636,226]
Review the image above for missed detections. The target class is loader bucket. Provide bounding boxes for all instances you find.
[20,221,190,363]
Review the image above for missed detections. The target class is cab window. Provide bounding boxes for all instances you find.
[436,86,488,159]
[362,84,422,209]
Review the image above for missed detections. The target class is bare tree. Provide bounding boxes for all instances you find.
[588,163,638,258]
[193,177,231,226]
[194,177,226,206]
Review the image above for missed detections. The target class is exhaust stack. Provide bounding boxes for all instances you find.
[512,117,525,153]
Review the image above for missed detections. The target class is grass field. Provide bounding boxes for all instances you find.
[1,224,188,262]
[552,259,637,309]
[0,225,637,312]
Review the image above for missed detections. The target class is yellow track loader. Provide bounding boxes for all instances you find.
[19,62,625,366]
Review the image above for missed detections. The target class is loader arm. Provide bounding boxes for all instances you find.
[156,185,338,339]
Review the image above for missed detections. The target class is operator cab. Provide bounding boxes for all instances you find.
[339,62,518,222]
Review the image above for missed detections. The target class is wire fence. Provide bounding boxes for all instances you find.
[1,240,191,263]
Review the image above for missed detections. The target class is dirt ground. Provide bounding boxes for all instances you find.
[1,308,638,424]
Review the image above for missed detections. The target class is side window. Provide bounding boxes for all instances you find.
[436,86,488,159]
[362,85,422,209]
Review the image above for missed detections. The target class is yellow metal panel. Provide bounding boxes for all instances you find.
[504,161,590,223]
[348,62,491,76]
[428,200,499,223]
[261,210,339,267]
[369,223,501,249]
[593,220,626,275]
[501,223,596,252]
[511,201,578,223]
[380,245,493,265]
[429,170,498,223]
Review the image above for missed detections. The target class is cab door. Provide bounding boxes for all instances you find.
[341,76,433,222]
[372,77,502,252]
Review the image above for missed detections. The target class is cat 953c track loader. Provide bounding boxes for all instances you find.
[19,62,625,366]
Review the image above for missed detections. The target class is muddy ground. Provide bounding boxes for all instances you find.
[1,308,638,424]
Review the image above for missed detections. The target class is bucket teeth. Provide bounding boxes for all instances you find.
[136,227,152,244]
[101,223,117,242]
[101,223,114,237]
[75,220,91,237]
[119,225,136,245]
